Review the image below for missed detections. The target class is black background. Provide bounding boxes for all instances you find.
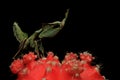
[0,1,118,80]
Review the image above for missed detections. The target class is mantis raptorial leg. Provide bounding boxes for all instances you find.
[34,40,40,58]
[12,38,27,59]
[34,39,45,58]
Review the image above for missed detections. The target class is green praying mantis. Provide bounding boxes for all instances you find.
[12,9,69,59]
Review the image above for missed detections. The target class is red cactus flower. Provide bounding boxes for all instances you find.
[80,64,104,80]
[80,51,94,63]
[10,59,24,74]
[10,51,105,80]
[23,52,37,64]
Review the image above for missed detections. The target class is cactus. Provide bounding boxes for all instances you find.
[10,9,106,80]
